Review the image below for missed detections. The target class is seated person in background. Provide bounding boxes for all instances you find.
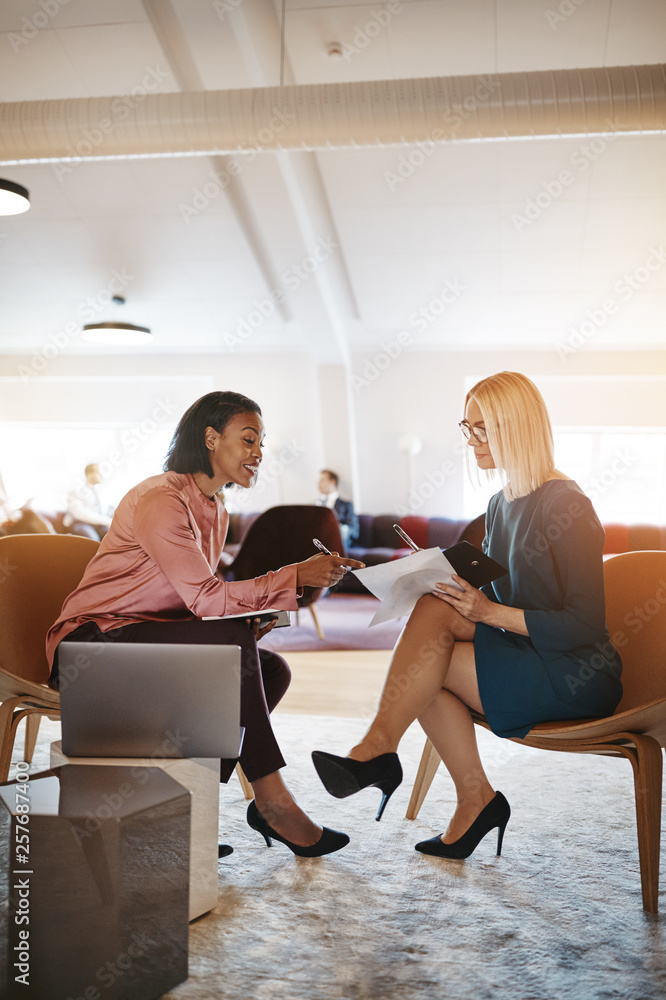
[1,500,54,535]
[316,469,359,549]
[47,391,364,857]
[64,462,113,540]
[1,468,53,533]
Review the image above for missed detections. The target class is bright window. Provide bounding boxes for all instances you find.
[554,428,666,523]
[0,420,176,515]
[462,426,666,523]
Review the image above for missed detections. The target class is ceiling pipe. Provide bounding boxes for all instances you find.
[0,64,664,164]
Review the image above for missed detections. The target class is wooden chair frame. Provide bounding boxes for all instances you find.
[0,533,100,783]
[406,551,666,913]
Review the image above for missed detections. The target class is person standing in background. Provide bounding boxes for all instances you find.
[64,463,113,540]
[316,469,359,549]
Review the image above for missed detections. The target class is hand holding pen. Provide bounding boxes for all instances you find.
[294,539,365,589]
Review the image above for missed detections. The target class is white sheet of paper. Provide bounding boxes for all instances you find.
[351,547,463,626]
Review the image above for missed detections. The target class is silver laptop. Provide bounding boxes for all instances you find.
[59,641,244,759]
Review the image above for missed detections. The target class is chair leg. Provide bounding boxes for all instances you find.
[0,696,26,784]
[236,763,253,800]
[24,713,41,763]
[309,604,325,640]
[0,701,59,783]
[405,737,441,820]
[626,734,663,913]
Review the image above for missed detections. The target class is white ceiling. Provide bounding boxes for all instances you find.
[0,0,665,362]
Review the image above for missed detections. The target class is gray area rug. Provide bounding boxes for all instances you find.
[19,716,666,1000]
[260,594,405,652]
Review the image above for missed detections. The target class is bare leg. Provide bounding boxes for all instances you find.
[350,594,475,761]
[250,771,324,846]
[419,689,495,843]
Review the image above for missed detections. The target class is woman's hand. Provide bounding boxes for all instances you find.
[247,617,277,640]
[431,574,493,622]
[296,552,365,589]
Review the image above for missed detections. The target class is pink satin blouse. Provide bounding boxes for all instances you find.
[46,471,299,666]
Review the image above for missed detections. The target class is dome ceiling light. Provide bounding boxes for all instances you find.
[81,295,152,345]
[0,179,30,215]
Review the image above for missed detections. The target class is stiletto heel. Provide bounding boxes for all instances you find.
[497,821,507,856]
[415,791,511,860]
[258,827,272,848]
[376,790,391,822]
[246,801,350,857]
[311,750,403,821]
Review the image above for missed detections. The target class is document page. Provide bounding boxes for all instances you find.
[352,547,463,626]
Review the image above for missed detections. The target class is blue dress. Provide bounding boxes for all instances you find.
[474,479,623,738]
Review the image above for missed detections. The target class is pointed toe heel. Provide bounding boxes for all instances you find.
[415,791,511,860]
[246,801,349,857]
[311,750,403,821]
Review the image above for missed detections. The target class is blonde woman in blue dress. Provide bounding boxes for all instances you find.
[313,372,623,858]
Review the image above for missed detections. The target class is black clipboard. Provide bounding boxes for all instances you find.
[442,541,507,590]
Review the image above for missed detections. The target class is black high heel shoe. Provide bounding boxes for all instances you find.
[246,800,350,857]
[311,750,403,821]
[415,791,511,859]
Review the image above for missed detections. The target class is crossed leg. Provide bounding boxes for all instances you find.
[350,593,496,842]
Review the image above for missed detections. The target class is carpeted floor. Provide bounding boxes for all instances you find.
[17,716,666,1000]
[261,594,405,653]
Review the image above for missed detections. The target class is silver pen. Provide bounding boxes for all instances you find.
[393,524,420,551]
[313,537,352,574]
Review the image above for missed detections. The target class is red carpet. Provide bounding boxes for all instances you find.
[259,594,405,653]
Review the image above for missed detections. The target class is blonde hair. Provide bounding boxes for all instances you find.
[466,372,555,501]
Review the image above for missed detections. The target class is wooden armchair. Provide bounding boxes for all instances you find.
[406,550,666,913]
[221,505,345,640]
[0,533,99,781]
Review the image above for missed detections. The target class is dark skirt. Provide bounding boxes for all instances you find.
[474,623,623,739]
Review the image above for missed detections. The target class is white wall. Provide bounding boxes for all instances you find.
[2,347,666,519]
[0,352,325,512]
[351,348,666,518]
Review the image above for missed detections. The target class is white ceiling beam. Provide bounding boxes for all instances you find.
[141,0,291,324]
[227,0,361,367]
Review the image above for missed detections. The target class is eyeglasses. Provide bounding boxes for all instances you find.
[458,420,488,444]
